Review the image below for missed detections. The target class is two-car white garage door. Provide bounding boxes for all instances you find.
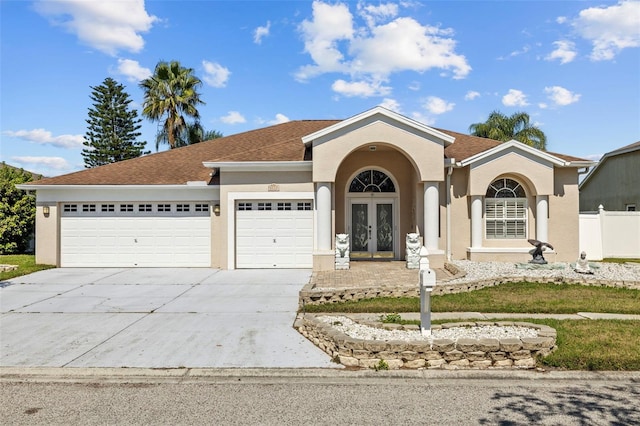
[60,202,211,267]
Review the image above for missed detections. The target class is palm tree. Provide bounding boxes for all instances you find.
[153,122,223,150]
[469,110,547,150]
[139,61,205,149]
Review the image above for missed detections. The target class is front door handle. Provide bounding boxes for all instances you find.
[368,225,372,239]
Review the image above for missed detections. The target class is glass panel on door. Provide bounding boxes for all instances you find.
[375,203,394,258]
[351,203,370,258]
[349,200,395,259]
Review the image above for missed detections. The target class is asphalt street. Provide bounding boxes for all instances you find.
[1,370,639,425]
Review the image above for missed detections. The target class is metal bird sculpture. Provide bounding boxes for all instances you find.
[527,239,554,264]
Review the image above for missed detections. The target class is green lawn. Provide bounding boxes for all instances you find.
[383,317,640,371]
[303,282,640,315]
[0,255,55,281]
[532,318,640,370]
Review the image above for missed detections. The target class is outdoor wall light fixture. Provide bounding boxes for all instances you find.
[43,205,50,217]
[213,204,221,215]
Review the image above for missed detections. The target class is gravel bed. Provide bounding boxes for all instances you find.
[317,315,539,343]
[448,260,640,284]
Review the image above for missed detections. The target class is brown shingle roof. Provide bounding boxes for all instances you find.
[29,119,589,186]
[438,129,502,161]
[29,120,339,186]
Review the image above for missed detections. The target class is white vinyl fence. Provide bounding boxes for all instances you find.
[579,206,640,260]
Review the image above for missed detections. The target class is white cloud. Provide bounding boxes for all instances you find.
[423,96,454,114]
[573,0,640,61]
[254,21,271,44]
[409,112,435,126]
[378,98,402,113]
[34,0,157,56]
[502,89,529,107]
[544,86,581,106]
[358,2,399,27]
[11,156,71,171]
[408,81,421,91]
[202,61,231,88]
[296,1,354,80]
[267,113,290,125]
[510,45,531,57]
[556,16,568,24]
[545,40,577,64]
[464,90,480,101]
[115,58,151,81]
[296,0,471,92]
[220,111,246,124]
[3,129,84,149]
[349,17,471,79]
[331,79,391,97]
[538,102,548,109]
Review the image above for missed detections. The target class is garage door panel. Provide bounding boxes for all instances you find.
[235,201,313,269]
[61,212,211,267]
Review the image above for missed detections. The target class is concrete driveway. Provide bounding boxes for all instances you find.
[0,268,338,369]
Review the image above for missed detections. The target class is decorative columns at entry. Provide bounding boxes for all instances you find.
[470,195,483,248]
[536,195,549,243]
[316,182,332,251]
[423,182,439,251]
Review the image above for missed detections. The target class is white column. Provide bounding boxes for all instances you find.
[316,182,332,250]
[536,195,549,243]
[471,195,483,248]
[423,182,439,250]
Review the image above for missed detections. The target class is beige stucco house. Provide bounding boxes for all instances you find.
[579,141,640,212]
[20,107,593,270]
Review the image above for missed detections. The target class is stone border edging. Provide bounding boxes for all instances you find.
[300,264,640,307]
[296,314,557,370]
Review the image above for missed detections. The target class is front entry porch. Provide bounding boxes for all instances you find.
[309,260,453,290]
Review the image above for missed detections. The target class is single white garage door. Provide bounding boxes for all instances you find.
[60,202,211,267]
[236,200,313,268]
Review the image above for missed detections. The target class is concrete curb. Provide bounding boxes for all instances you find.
[2,367,639,383]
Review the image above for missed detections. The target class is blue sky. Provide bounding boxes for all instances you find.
[1,0,639,177]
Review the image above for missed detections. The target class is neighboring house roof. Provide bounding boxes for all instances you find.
[579,140,640,189]
[25,117,591,187]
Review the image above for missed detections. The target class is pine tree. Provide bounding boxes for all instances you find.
[82,78,149,167]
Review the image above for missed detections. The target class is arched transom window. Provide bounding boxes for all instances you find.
[485,178,527,239]
[349,170,395,193]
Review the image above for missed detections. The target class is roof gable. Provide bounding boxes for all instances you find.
[456,139,569,167]
[302,106,455,147]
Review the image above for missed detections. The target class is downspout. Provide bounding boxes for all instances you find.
[445,159,455,262]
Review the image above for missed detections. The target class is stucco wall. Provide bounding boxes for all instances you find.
[468,150,554,196]
[449,167,470,260]
[35,204,58,266]
[312,120,444,183]
[580,150,640,212]
[448,164,581,262]
[549,168,580,261]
